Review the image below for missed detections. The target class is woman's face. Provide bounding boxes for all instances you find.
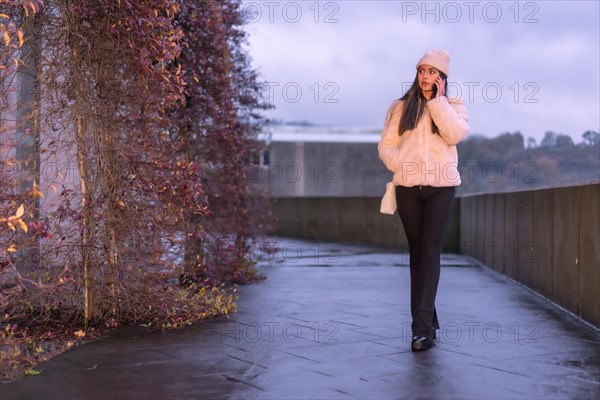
[417,65,441,93]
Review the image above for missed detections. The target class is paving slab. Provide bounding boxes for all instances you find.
[1,236,599,400]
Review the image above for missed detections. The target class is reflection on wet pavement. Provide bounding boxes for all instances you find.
[2,237,599,399]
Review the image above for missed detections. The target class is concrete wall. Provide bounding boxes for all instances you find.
[460,183,600,328]
[271,196,461,253]
[264,142,391,197]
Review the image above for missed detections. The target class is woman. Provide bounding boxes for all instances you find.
[378,49,469,352]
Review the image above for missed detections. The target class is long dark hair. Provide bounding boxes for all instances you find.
[397,71,447,136]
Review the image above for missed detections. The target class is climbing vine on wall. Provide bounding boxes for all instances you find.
[0,0,271,381]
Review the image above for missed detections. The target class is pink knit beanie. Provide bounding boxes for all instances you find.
[416,49,450,76]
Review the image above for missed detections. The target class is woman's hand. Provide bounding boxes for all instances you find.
[434,76,446,98]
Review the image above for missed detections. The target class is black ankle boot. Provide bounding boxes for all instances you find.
[411,335,436,352]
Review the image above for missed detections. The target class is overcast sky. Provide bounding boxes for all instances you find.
[242,0,600,144]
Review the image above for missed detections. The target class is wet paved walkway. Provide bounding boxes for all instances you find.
[2,237,600,399]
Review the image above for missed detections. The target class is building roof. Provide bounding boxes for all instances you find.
[259,124,381,143]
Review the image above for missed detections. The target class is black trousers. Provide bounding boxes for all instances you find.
[395,185,456,339]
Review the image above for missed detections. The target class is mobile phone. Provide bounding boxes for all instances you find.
[432,73,447,97]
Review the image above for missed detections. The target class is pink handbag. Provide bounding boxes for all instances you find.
[380,181,397,215]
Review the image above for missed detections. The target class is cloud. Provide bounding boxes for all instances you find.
[244,0,600,142]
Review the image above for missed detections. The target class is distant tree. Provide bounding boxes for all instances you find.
[556,134,574,147]
[582,130,600,146]
[456,134,486,163]
[489,132,524,156]
[458,130,599,194]
[532,155,560,185]
[540,131,557,147]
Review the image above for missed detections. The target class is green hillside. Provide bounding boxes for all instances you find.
[457,132,600,195]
